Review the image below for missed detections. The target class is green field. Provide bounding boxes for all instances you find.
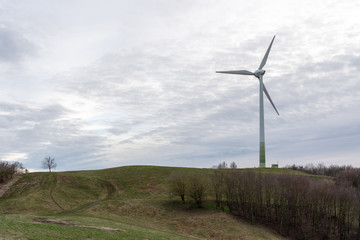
[0,166,293,239]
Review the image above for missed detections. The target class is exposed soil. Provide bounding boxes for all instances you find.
[0,175,21,198]
[32,218,123,232]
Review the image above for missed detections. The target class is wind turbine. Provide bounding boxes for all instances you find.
[216,36,279,168]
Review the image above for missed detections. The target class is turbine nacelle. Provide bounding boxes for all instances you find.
[254,69,265,78]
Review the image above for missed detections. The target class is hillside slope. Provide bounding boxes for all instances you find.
[0,166,290,239]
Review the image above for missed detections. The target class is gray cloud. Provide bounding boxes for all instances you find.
[0,102,106,170]
[0,28,36,62]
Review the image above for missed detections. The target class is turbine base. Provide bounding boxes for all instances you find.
[259,142,266,168]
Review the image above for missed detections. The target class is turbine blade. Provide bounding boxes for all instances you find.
[263,84,279,115]
[216,70,254,75]
[259,35,276,70]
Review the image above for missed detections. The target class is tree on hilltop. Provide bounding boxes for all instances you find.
[41,156,56,172]
[217,161,228,169]
[230,161,237,169]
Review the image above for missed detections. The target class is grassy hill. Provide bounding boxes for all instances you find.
[0,166,298,239]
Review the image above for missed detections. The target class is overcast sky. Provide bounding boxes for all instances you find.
[0,0,359,171]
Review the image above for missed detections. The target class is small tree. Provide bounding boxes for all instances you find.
[187,172,208,208]
[0,161,17,183]
[217,161,227,169]
[212,170,225,208]
[42,156,56,172]
[13,161,25,173]
[169,171,187,203]
[230,161,237,169]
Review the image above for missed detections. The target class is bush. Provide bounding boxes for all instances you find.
[0,161,24,183]
[187,172,208,208]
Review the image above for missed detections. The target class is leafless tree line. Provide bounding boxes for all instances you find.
[213,161,237,169]
[169,168,360,239]
[0,161,25,183]
[169,171,208,208]
[286,163,353,177]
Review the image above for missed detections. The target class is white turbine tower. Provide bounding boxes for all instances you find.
[216,36,279,168]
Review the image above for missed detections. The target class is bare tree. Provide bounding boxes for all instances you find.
[168,171,187,203]
[212,170,225,208]
[13,161,25,173]
[217,161,228,169]
[41,156,56,172]
[0,161,17,183]
[230,161,237,169]
[187,172,208,208]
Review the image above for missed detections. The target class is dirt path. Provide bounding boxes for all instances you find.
[0,175,21,198]
[73,179,116,212]
[49,174,64,210]
[49,174,116,213]
[33,218,123,232]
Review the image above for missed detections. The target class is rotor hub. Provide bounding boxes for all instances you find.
[254,69,265,77]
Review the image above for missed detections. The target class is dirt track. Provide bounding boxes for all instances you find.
[49,174,116,213]
[0,175,21,198]
[33,218,123,232]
